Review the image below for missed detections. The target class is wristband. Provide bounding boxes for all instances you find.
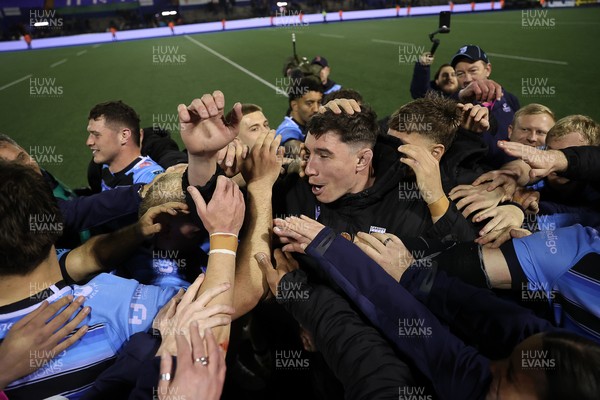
[210,234,238,253]
[209,249,237,256]
[427,196,450,219]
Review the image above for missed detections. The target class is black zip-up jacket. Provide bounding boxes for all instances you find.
[274,135,478,242]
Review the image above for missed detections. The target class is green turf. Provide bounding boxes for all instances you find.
[1,7,599,188]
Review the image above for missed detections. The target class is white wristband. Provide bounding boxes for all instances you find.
[209,249,237,256]
[210,232,238,238]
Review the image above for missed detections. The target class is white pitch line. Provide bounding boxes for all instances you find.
[50,59,67,68]
[319,33,345,38]
[0,74,32,92]
[184,35,278,91]
[77,50,87,56]
[487,52,567,66]
[92,44,101,48]
[372,39,414,46]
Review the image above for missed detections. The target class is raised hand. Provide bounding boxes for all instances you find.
[241,129,283,188]
[458,79,503,103]
[498,141,568,180]
[178,90,242,156]
[187,175,245,236]
[457,103,490,133]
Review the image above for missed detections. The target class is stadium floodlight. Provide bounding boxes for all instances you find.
[276,2,288,7]
[34,21,50,27]
[161,11,177,16]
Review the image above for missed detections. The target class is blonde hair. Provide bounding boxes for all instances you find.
[547,115,600,146]
[512,103,555,126]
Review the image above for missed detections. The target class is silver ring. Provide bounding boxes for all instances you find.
[195,356,209,366]
[383,238,392,246]
[160,373,171,381]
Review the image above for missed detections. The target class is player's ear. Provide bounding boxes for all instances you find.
[431,144,445,161]
[356,147,373,173]
[120,128,132,145]
[485,62,492,78]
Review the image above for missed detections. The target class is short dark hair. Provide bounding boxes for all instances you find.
[322,88,364,104]
[88,100,141,146]
[541,331,600,400]
[0,161,62,276]
[288,77,323,104]
[307,105,378,149]
[388,93,460,150]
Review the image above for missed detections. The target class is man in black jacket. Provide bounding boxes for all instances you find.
[274,101,479,242]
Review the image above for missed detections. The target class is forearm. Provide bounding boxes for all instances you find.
[426,201,479,241]
[196,252,235,351]
[68,222,145,282]
[187,153,218,187]
[233,184,271,318]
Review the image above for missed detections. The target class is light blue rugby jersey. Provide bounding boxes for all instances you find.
[0,273,177,399]
[275,116,304,144]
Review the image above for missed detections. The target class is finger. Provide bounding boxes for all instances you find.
[158,351,173,394]
[192,282,231,308]
[338,99,357,114]
[324,101,342,114]
[462,201,489,218]
[37,296,72,324]
[480,216,502,236]
[15,298,56,328]
[189,321,205,364]
[186,304,236,323]
[273,225,305,243]
[281,243,305,253]
[471,82,482,102]
[227,102,243,129]
[448,184,473,197]
[46,296,86,333]
[472,173,495,186]
[52,324,88,356]
[187,186,207,221]
[254,252,278,293]
[225,142,236,168]
[175,327,193,368]
[180,273,205,310]
[49,304,91,345]
[355,232,385,253]
[200,93,219,118]
[348,99,361,113]
[370,232,389,244]
[510,228,532,239]
[213,90,225,111]
[177,103,192,124]
[196,315,233,331]
[205,328,222,369]
[190,98,209,120]
[493,82,503,101]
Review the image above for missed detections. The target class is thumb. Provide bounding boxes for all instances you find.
[254,252,273,272]
[187,186,207,221]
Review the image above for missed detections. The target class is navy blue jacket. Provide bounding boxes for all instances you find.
[301,227,558,399]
